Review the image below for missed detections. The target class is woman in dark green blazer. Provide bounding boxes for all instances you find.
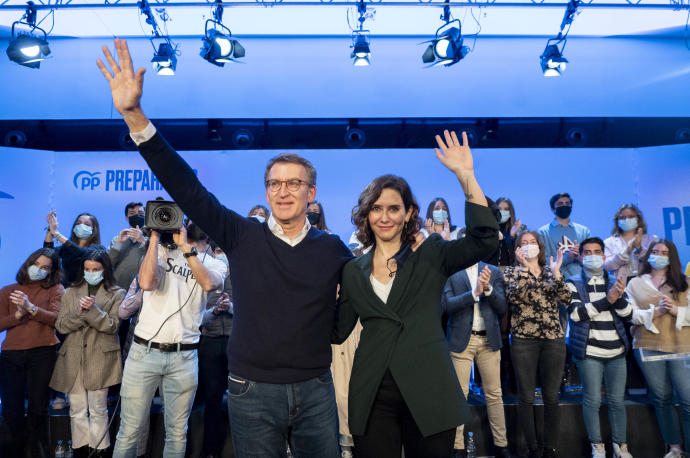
[333,131,499,457]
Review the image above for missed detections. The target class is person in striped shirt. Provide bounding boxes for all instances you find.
[566,237,633,458]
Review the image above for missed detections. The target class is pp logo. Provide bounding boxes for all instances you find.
[73,171,101,190]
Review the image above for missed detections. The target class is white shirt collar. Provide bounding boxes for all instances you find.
[267,214,311,247]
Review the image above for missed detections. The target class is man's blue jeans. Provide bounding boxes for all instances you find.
[227,370,340,458]
[574,356,627,444]
[635,349,690,446]
[113,343,198,458]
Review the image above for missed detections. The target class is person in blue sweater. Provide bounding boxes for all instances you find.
[98,38,353,458]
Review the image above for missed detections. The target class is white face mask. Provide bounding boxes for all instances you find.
[521,244,540,260]
[582,255,604,272]
[499,210,511,224]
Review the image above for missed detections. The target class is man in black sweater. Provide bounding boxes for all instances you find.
[98,39,352,458]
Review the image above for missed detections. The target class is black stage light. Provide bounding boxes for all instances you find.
[151,42,177,75]
[351,33,371,67]
[540,43,567,77]
[6,2,51,69]
[422,21,469,67]
[201,23,245,67]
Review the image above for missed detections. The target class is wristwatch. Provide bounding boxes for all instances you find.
[183,247,198,259]
[30,304,38,315]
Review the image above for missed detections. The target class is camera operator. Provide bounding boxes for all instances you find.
[112,217,227,458]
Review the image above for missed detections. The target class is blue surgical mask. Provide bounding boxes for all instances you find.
[252,215,266,224]
[215,253,229,267]
[499,210,511,224]
[73,224,93,239]
[84,270,104,286]
[617,218,638,232]
[582,255,604,272]
[28,265,49,281]
[432,209,448,224]
[648,255,670,271]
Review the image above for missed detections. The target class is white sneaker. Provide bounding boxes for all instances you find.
[591,443,606,458]
[613,443,633,458]
[341,448,354,458]
[663,448,684,458]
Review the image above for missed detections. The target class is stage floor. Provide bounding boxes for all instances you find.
[3,391,677,457]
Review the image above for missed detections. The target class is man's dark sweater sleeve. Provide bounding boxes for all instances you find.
[138,132,243,252]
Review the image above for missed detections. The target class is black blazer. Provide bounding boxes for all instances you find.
[333,202,499,437]
[442,262,507,353]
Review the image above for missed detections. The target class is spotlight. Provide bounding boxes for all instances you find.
[151,42,177,76]
[201,24,245,67]
[540,44,567,77]
[540,0,581,77]
[201,0,244,67]
[6,2,51,69]
[350,0,372,67]
[140,0,178,75]
[422,23,469,67]
[351,33,371,67]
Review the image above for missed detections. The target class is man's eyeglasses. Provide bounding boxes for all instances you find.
[265,179,311,192]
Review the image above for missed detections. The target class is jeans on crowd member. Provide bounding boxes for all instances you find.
[352,370,455,458]
[511,337,566,451]
[574,356,627,444]
[227,369,340,458]
[113,343,198,458]
[635,349,690,447]
[199,335,230,456]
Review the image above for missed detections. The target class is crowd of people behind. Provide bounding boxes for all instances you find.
[1,189,689,458]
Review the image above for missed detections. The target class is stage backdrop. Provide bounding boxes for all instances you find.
[1,143,689,343]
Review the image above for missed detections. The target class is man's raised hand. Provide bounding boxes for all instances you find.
[97,39,149,132]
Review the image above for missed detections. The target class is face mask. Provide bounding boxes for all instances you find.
[582,255,604,272]
[84,271,104,286]
[554,205,572,219]
[307,212,321,225]
[28,265,49,281]
[617,218,638,232]
[499,210,511,224]
[215,253,229,267]
[73,224,93,239]
[521,244,540,260]
[648,255,670,270]
[251,215,266,224]
[432,209,448,224]
[129,214,145,228]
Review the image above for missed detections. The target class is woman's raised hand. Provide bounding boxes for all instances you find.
[47,211,59,235]
[434,130,474,177]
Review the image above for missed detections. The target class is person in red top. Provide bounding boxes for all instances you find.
[0,247,64,458]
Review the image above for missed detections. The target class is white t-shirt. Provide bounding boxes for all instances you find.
[135,246,227,344]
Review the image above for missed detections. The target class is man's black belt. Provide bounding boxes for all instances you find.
[134,335,199,352]
[471,330,487,336]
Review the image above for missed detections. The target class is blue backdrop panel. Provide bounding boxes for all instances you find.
[1,143,689,346]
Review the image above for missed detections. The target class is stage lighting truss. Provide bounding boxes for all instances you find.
[350,0,371,66]
[540,0,581,77]
[6,1,52,69]
[139,0,179,75]
[200,0,245,67]
[421,0,474,68]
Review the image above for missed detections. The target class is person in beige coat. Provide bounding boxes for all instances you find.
[50,249,126,458]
